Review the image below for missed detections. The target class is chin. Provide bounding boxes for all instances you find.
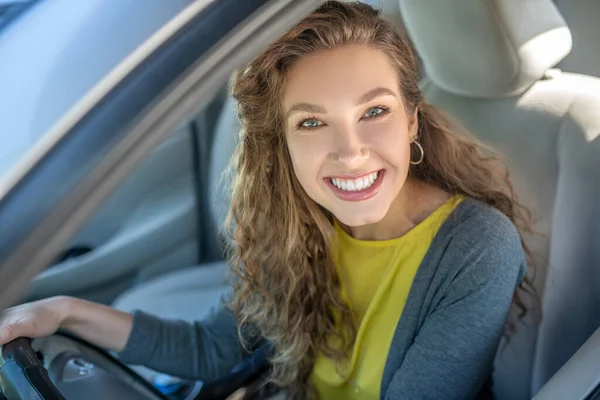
[333,209,387,228]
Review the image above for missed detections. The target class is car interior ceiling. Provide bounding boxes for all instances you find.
[14,0,600,399]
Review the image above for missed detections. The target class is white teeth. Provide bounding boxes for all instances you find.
[355,179,364,191]
[330,171,380,192]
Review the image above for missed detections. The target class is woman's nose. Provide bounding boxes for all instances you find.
[332,127,368,167]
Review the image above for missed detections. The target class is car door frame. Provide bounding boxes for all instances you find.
[0,0,324,309]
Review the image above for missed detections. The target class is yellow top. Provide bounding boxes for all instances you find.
[310,196,464,399]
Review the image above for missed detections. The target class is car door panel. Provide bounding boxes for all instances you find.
[27,126,199,303]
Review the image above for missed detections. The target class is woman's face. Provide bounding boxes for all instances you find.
[282,45,418,227]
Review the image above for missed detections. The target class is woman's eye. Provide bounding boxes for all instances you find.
[298,118,323,129]
[363,106,388,119]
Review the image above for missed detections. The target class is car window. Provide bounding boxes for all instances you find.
[0,0,321,310]
[0,0,36,31]
[0,0,193,181]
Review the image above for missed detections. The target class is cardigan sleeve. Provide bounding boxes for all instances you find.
[118,298,245,382]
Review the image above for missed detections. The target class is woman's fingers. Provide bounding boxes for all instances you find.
[0,317,29,345]
[0,323,17,345]
[0,300,62,346]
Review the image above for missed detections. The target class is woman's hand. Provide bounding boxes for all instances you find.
[0,296,70,345]
[1,296,133,353]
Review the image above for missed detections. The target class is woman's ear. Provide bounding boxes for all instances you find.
[410,108,419,138]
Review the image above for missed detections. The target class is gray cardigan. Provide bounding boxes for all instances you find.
[119,199,526,399]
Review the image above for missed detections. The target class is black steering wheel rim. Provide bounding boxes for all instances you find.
[0,334,272,400]
[0,337,67,400]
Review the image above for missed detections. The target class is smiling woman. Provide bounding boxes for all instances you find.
[0,1,537,400]
[283,47,418,230]
[227,1,536,398]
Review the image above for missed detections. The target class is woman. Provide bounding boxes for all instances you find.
[0,2,536,399]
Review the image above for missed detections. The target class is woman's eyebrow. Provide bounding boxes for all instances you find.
[285,87,397,119]
[357,87,397,105]
[286,103,326,119]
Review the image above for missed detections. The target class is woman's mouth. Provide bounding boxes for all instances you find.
[325,170,385,202]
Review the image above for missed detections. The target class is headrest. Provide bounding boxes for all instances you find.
[398,0,573,98]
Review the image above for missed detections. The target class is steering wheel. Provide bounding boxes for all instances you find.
[0,334,271,400]
[0,338,65,400]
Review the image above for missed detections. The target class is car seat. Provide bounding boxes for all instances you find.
[398,0,600,398]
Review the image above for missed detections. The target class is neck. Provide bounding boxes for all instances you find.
[342,180,451,241]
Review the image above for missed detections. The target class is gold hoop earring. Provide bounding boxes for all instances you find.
[410,140,424,165]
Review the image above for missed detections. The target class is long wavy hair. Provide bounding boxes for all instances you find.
[226,0,538,396]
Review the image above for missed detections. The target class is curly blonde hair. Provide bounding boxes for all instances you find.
[226,1,538,396]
